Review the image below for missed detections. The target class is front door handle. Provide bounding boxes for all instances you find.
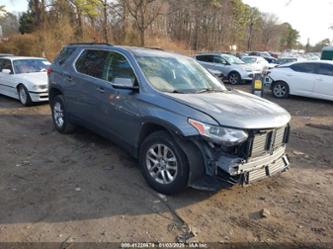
[97,87,105,93]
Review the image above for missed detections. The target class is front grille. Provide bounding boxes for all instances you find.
[247,125,289,158]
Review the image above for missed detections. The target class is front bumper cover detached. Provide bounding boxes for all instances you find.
[190,146,290,191]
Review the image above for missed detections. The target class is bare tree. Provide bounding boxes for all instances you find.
[125,0,163,46]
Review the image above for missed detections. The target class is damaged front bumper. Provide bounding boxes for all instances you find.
[189,141,290,191]
[217,146,289,182]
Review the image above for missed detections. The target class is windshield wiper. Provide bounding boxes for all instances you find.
[196,88,224,93]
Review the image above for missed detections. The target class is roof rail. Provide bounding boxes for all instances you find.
[68,42,113,46]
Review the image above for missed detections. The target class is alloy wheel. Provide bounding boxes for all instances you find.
[53,102,65,128]
[273,84,287,97]
[145,144,178,184]
[19,86,27,105]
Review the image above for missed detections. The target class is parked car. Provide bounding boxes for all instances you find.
[241,55,271,73]
[194,53,257,84]
[267,61,333,101]
[321,46,333,60]
[49,43,291,194]
[0,53,14,57]
[276,57,299,65]
[249,51,277,64]
[0,56,50,105]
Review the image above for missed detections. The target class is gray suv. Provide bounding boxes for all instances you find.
[48,43,291,195]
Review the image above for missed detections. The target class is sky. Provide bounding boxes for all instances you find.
[243,0,333,45]
[1,0,333,45]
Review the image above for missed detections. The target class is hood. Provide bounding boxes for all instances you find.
[15,72,48,85]
[164,90,290,129]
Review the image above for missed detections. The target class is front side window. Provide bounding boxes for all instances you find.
[13,59,50,74]
[317,63,333,77]
[213,56,227,64]
[196,55,213,63]
[76,50,136,84]
[104,52,136,83]
[136,54,226,93]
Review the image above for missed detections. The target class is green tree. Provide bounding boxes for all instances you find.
[19,12,35,34]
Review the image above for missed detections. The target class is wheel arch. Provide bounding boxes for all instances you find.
[137,119,205,186]
[49,87,63,103]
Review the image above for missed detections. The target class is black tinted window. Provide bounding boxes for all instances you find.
[290,63,316,73]
[0,59,13,73]
[196,55,213,62]
[317,63,333,76]
[54,47,75,66]
[105,52,135,83]
[76,50,109,79]
[213,56,226,64]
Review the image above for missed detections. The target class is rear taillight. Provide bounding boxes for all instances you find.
[47,67,53,75]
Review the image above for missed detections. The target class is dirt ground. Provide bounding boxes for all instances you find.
[0,85,332,245]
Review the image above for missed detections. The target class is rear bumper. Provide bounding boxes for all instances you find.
[29,91,49,102]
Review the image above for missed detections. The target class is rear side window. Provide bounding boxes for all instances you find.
[75,50,109,79]
[54,47,76,66]
[196,55,213,63]
[317,63,333,76]
[290,63,316,73]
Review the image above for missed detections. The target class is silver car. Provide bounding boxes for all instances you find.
[194,53,257,84]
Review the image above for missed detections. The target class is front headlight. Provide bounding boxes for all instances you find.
[188,118,248,146]
[32,84,48,91]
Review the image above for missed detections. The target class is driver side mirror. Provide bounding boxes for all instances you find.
[112,77,139,90]
[1,69,11,74]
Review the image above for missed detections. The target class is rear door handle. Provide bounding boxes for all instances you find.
[97,87,105,93]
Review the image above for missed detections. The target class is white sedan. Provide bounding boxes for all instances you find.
[241,55,271,73]
[267,61,333,101]
[0,56,50,106]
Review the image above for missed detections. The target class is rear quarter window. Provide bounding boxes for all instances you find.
[53,47,76,66]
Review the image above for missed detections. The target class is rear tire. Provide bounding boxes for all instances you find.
[139,131,189,195]
[272,81,289,98]
[51,95,76,133]
[18,85,32,106]
[228,72,241,85]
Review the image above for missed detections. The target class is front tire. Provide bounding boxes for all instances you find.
[139,131,189,195]
[272,81,289,98]
[228,72,241,85]
[51,95,75,133]
[18,85,32,106]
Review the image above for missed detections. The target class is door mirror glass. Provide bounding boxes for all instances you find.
[1,69,11,74]
[112,77,138,89]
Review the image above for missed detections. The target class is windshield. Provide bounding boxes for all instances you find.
[136,55,226,93]
[222,54,244,65]
[242,57,256,64]
[13,59,51,74]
